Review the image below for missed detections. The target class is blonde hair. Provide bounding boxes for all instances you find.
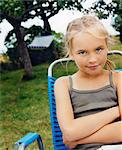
[64,15,115,70]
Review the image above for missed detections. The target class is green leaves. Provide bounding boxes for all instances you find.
[89,0,122,42]
[0,0,24,17]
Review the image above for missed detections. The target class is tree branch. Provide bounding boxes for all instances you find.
[0,12,5,21]
[0,11,21,27]
[22,0,32,10]
[21,1,60,21]
[21,3,43,20]
[47,7,60,19]
[46,1,62,19]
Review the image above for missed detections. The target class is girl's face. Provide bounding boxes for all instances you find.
[70,32,108,77]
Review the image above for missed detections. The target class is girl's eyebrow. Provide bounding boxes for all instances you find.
[76,45,105,52]
[95,45,104,49]
[77,49,86,52]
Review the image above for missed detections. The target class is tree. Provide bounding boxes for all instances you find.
[0,0,84,79]
[5,26,64,67]
[89,0,122,42]
[112,0,122,42]
[5,25,43,68]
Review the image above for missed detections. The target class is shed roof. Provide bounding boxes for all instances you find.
[28,35,54,49]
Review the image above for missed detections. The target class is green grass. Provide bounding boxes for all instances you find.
[0,64,53,150]
[0,40,122,149]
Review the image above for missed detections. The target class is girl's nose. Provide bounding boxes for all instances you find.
[88,54,97,64]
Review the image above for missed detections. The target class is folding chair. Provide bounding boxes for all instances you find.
[14,50,122,150]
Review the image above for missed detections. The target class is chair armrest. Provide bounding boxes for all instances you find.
[14,132,44,150]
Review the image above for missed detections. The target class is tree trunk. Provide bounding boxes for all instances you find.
[15,26,33,80]
[43,18,52,35]
[43,18,59,59]
[51,41,59,59]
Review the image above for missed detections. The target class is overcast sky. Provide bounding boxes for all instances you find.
[0,0,118,54]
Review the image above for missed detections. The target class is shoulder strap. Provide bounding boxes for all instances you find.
[109,71,114,87]
[69,75,73,91]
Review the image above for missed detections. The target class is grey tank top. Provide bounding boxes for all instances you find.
[69,72,118,150]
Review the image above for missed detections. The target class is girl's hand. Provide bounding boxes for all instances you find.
[63,135,78,149]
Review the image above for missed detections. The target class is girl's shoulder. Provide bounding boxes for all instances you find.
[55,75,70,83]
[112,70,122,75]
[111,70,122,87]
[112,70,122,79]
[54,75,71,90]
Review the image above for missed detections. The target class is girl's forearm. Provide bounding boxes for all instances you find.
[117,72,122,120]
[119,103,122,120]
[76,121,122,145]
[119,110,122,121]
[118,98,122,120]
[65,106,120,141]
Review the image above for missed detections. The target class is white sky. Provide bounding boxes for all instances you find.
[0,0,118,53]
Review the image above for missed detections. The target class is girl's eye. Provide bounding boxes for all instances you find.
[78,51,87,56]
[96,47,103,53]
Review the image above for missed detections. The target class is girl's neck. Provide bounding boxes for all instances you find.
[76,69,106,80]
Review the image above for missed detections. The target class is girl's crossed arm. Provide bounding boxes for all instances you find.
[116,72,122,120]
[54,77,120,142]
[63,121,122,149]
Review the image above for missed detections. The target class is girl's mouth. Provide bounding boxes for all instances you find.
[87,65,99,70]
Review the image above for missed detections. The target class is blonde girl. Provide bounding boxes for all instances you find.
[54,15,122,150]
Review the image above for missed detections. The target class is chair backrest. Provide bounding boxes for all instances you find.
[48,58,70,150]
[48,50,122,150]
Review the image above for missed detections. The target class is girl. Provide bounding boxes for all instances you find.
[54,15,122,150]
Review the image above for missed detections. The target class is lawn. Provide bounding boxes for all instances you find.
[0,64,53,149]
[0,40,122,150]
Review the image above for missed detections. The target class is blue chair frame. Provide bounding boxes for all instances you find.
[48,76,68,149]
[48,58,70,150]
[14,50,122,150]
[14,132,44,150]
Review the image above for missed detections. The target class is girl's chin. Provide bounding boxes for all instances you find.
[84,68,102,76]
